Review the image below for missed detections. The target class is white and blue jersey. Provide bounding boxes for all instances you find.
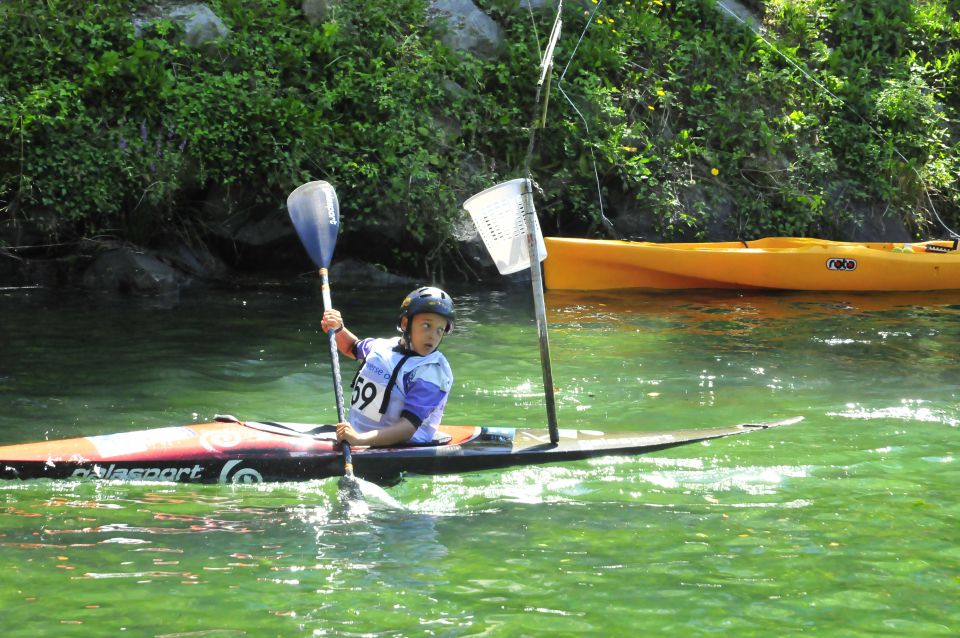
[349,337,453,444]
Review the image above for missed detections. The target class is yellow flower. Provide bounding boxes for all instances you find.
[648,105,655,110]
[711,167,720,176]
[657,89,666,97]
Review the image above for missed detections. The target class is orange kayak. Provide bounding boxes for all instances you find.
[543,237,960,291]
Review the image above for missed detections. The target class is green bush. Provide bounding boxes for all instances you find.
[1,0,958,279]
[0,0,481,275]
[548,0,958,240]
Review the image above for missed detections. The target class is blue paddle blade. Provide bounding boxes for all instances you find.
[287,181,340,268]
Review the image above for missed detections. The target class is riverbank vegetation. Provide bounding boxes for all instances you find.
[2,0,957,280]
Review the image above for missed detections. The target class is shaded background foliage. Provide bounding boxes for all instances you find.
[1,0,958,281]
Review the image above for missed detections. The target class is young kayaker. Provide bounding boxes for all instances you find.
[320,286,455,447]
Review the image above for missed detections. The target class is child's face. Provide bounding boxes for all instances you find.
[402,312,449,356]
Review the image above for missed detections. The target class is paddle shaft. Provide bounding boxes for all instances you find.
[319,266,353,476]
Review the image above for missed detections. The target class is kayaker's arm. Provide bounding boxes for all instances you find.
[333,327,359,359]
[337,418,417,447]
[321,309,359,360]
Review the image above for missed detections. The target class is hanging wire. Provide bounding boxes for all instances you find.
[556,0,618,237]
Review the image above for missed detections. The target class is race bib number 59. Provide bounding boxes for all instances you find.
[351,375,387,421]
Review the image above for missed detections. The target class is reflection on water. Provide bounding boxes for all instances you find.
[548,288,960,321]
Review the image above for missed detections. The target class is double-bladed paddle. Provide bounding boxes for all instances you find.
[287,181,403,509]
[286,181,400,509]
[286,182,354,485]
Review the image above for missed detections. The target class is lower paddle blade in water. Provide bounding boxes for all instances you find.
[338,475,405,511]
[338,475,365,501]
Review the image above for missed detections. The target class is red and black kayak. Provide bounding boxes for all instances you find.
[0,415,803,485]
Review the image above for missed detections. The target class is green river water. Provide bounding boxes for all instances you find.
[0,283,957,637]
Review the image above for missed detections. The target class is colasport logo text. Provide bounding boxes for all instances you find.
[71,464,204,481]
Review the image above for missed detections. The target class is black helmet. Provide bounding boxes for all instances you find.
[398,286,455,334]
